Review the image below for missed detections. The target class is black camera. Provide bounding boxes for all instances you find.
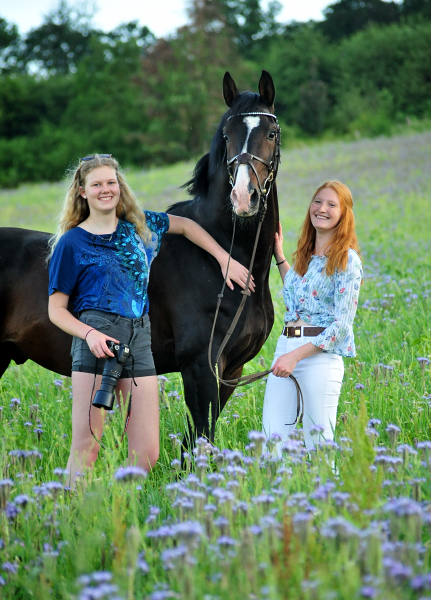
[92,341,131,410]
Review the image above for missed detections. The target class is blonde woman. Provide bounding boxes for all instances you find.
[48,154,254,485]
[262,181,362,452]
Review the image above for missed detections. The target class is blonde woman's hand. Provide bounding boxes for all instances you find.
[220,258,255,292]
[85,329,120,359]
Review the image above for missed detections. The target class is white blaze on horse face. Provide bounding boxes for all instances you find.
[231,116,261,216]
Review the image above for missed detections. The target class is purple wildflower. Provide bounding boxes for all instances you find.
[252,493,275,507]
[309,424,324,436]
[216,535,238,548]
[170,520,203,549]
[9,398,21,411]
[9,449,42,466]
[114,466,147,482]
[53,468,69,479]
[383,557,412,584]
[417,357,430,371]
[385,424,401,445]
[0,479,14,509]
[5,502,20,521]
[2,561,18,574]
[161,545,191,570]
[292,512,314,543]
[410,573,431,592]
[355,383,365,390]
[34,428,44,440]
[321,516,358,541]
[13,494,32,507]
[136,551,149,574]
[281,440,303,455]
[360,586,378,598]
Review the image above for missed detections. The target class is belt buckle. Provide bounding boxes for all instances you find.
[295,327,301,337]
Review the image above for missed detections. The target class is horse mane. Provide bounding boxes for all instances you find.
[183,92,263,199]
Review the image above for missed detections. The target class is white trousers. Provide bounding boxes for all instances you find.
[262,334,344,452]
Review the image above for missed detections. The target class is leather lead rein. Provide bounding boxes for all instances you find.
[208,112,304,426]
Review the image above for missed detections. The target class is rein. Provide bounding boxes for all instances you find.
[207,112,304,426]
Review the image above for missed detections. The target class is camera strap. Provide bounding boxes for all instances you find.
[88,356,137,450]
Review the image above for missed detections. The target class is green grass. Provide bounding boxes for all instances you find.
[0,131,430,599]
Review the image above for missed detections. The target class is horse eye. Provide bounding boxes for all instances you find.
[223,134,229,142]
[268,132,276,140]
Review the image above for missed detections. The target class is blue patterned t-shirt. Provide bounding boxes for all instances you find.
[48,210,170,318]
[283,248,362,357]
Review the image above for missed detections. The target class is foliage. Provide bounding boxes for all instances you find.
[220,0,283,57]
[318,0,400,41]
[0,130,430,598]
[2,0,431,186]
[128,0,248,164]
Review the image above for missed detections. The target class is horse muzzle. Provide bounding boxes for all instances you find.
[230,185,260,217]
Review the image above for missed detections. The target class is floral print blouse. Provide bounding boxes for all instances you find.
[282,248,363,357]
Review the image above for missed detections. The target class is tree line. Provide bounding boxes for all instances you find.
[0,0,430,187]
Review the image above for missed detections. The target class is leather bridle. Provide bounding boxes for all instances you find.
[225,111,281,206]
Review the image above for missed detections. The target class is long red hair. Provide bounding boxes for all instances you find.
[292,181,360,277]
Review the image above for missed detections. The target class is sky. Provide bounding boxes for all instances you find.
[0,0,332,37]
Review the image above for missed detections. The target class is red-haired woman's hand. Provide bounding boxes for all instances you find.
[274,221,285,263]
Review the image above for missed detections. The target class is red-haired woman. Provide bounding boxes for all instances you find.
[262,181,362,452]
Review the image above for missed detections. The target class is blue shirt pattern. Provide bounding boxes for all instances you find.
[49,210,169,318]
[283,248,362,357]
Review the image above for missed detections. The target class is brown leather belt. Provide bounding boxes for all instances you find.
[282,326,325,338]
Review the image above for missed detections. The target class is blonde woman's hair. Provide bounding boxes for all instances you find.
[292,180,361,277]
[47,154,151,259]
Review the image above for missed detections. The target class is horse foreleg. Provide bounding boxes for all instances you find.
[217,364,244,416]
[0,345,12,380]
[180,355,220,448]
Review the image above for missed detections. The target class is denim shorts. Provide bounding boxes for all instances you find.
[71,310,157,378]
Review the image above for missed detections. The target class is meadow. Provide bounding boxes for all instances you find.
[0,130,430,600]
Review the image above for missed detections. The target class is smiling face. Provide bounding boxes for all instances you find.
[79,166,120,216]
[309,186,342,234]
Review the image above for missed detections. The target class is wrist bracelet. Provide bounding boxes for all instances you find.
[85,328,95,341]
[276,259,287,266]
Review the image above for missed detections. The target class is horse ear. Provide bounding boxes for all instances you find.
[223,72,239,107]
[259,70,275,111]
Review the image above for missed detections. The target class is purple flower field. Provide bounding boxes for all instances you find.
[0,130,430,598]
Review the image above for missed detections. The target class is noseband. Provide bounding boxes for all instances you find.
[225,112,281,210]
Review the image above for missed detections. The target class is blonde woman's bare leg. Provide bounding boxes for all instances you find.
[67,372,106,486]
[117,375,159,472]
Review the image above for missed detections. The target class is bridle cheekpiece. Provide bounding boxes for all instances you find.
[225,111,281,213]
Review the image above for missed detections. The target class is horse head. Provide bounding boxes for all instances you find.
[222,70,281,218]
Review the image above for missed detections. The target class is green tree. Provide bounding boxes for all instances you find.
[263,24,335,132]
[401,0,431,18]
[18,0,95,74]
[220,0,282,57]
[329,20,431,133]
[318,0,400,42]
[0,16,22,74]
[138,0,246,162]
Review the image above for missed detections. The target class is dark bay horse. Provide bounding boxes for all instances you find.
[0,71,280,443]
